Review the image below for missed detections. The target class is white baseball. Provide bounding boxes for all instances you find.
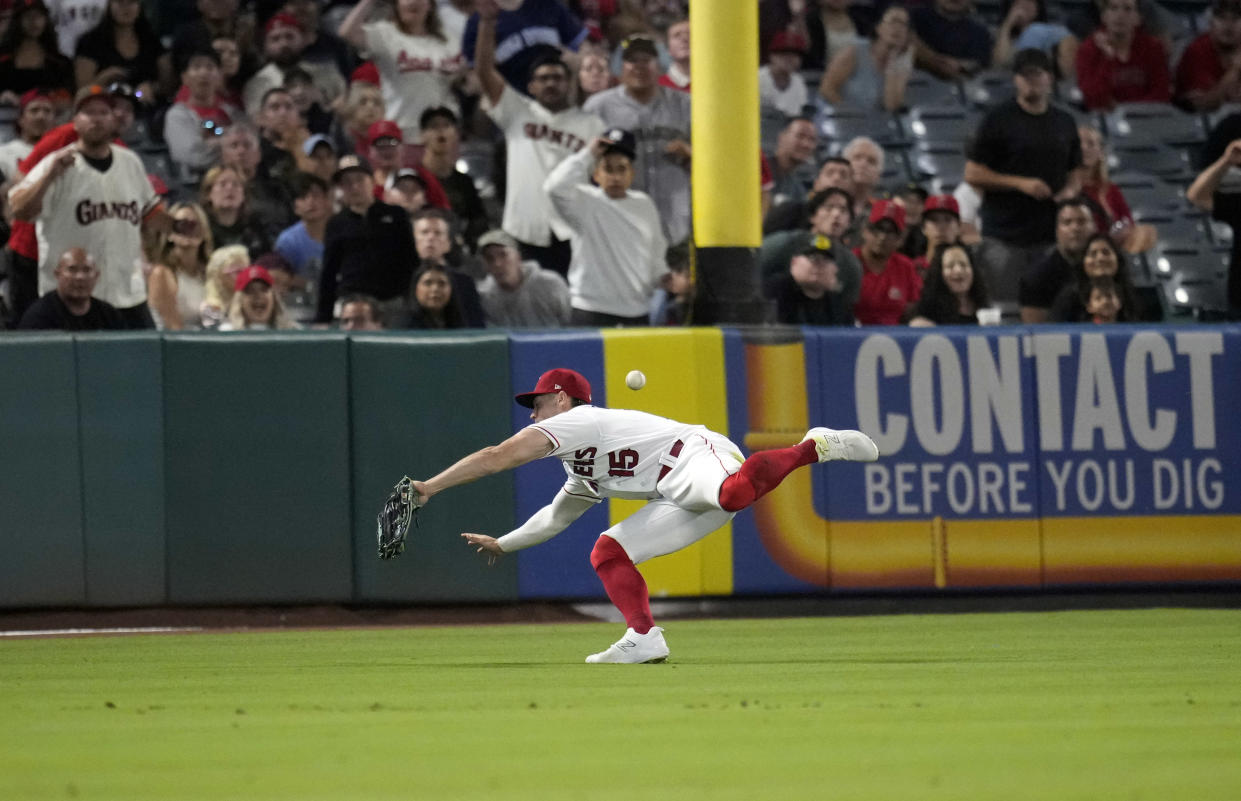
[626,370,646,390]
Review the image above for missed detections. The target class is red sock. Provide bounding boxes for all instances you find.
[717,440,818,512]
[590,536,654,634]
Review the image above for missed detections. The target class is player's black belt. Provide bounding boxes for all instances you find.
[657,439,685,483]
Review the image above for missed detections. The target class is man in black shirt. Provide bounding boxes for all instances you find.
[315,154,417,323]
[1187,137,1241,315]
[18,247,126,331]
[1018,198,1096,322]
[769,235,855,326]
[965,49,1083,304]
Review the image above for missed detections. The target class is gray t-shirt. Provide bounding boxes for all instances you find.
[478,260,571,327]
[583,85,692,245]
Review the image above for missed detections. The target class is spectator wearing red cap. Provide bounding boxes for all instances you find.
[243,11,344,119]
[852,199,922,325]
[0,90,54,185]
[72,0,168,104]
[336,63,386,157]
[760,30,809,118]
[913,194,963,276]
[364,119,451,209]
[338,0,465,141]
[0,0,75,102]
[220,264,299,330]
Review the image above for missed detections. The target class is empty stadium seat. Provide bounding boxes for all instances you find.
[1104,102,1207,145]
[1161,274,1231,317]
[901,106,981,142]
[1109,171,1183,213]
[814,106,906,148]
[1149,240,1229,283]
[903,75,965,109]
[964,69,1015,109]
[1107,139,1194,179]
[909,140,966,189]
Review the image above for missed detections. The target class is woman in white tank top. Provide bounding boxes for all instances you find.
[147,202,212,330]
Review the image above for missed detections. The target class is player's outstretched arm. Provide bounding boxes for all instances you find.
[462,489,596,563]
[414,428,553,503]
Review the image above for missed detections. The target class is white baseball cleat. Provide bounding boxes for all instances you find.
[585,627,670,664]
[802,427,880,463]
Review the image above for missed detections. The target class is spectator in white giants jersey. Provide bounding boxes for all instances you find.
[18,246,127,330]
[9,84,166,328]
[474,0,604,278]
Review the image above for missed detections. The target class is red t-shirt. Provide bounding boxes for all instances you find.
[1076,30,1171,109]
[853,248,923,325]
[1083,181,1134,232]
[1174,34,1223,101]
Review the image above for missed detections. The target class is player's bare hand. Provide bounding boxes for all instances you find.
[462,533,503,565]
[411,479,432,506]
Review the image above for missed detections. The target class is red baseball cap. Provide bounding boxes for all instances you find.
[923,194,960,218]
[234,265,274,292]
[515,368,593,408]
[19,88,51,110]
[265,12,301,37]
[367,119,403,145]
[868,199,906,232]
[770,31,809,53]
[351,61,380,86]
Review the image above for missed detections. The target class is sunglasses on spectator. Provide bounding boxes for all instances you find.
[172,219,202,236]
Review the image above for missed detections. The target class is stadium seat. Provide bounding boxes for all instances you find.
[1108,171,1183,212]
[0,105,17,124]
[903,74,965,108]
[760,105,789,154]
[0,122,15,143]
[1149,239,1229,283]
[1104,102,1207,146]
[901,106,981,142]
[1161,274,1231,317]
[909,140,967,189]
[1107,139,1194,179]
[814,106,906,148]
[963,69,1015,109]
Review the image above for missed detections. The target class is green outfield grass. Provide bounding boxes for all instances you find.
[1,608,1238,801]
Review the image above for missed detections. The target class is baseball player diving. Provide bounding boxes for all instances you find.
[393,367,880,664]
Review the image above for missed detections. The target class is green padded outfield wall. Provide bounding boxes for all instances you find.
[349,334,519,602]
[76,336,166,606]
[162,335,353,604]
[0,336,86,606]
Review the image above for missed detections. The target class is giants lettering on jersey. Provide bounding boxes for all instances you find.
[75,199,141,226]
[396,51,464,75]
[522,123,588,152]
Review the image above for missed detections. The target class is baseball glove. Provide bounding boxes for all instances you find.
[377,476,421,560]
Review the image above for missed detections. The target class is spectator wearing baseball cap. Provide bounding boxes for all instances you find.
[471,5,605,279]
[852,200,923,325]
[769,234,855,326]
[760,31,810,118]
[914,194,963,275]
[0,0,74,101]
[476,228,571,328]
[419,106,490,250]
[242,11,346,120]
[301,134,338,184]
[220,264,300,330]
[965,46,1082,303]
[364,119,452,209]
[338,0,465,141]
[1175,0,1241,111]
[585,32,693,245]
[759,189,862,321]
[545,130,670,326]
[896,182,930,260]
[0,90,55,185]
[316,152,419,324]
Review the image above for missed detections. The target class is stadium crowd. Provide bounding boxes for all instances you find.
[1,0,1239,332]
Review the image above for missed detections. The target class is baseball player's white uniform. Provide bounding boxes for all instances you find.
[20,146,160,309]
[498,405,744,564]
[486,85,605,247]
